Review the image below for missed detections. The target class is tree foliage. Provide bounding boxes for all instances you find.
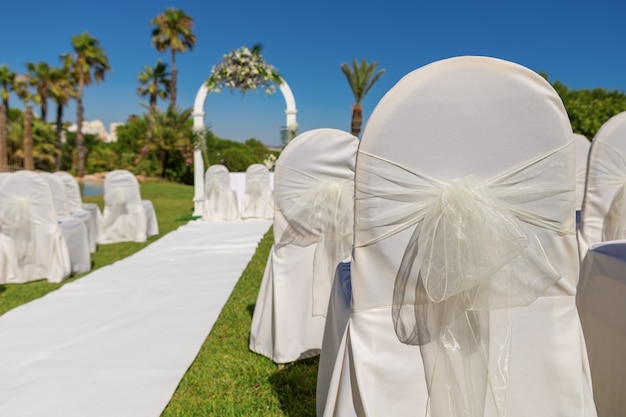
[542,74,626,140]
[340,58,385,137]
[150,7,196,109]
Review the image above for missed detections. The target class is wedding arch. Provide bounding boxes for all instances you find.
[191,45,297,216]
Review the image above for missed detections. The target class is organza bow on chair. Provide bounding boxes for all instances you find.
[354,141,575,417]
[276,166,354,317]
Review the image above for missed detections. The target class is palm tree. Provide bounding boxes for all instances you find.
[0,65,17,171]
[63,32,111,177]
[14,74,34,170]
[49,64,76,170]
[137,59,171,113]
[26,62,54,123]
[138,60,170,144]
[150,7,196,109]
[340,58,385,137]
[147,106,193,178]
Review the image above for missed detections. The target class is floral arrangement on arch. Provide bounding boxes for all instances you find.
[206,44,282,95]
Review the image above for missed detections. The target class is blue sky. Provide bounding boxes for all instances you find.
[2,0,626,146]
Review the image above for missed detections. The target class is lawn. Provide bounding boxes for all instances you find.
[0,179,319,416]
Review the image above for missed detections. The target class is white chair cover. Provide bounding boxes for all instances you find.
[241,164,274,219]
[578,111,626,257]
[202,165,239,221]
[320,56,596,417]
[40,172,91,274]
[0,172,10,186]
[100,170,149,244]
[577,240,626,417]
[54,171,102,251]
[249,128,358,364]
[142,199,159,238]
[575,133,591,211]
[316,259,352,416]
[0,171,71,283]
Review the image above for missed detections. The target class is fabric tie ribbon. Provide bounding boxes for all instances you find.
[354,141,575,417]
[5,197,34,268]
[276,166,354,317]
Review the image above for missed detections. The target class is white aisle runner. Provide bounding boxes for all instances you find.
[0,219,272,417]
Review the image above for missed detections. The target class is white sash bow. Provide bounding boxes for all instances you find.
[276,166,354,317]
[355,141,575,416]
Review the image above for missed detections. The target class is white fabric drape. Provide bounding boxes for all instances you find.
[40,172,91,273]
[321,56,596,417]
[354,143,574,415]
[55,171,103,250]
[574,133,591,210]
[202,165,239,221]
[242,164,273,219]
[585,141,626,241]
[276,167,354,316]
[0,171,71,283]
[577,241,626,417]
[249,128,358,364]
[101,170,151,244]
[579,111,626,257]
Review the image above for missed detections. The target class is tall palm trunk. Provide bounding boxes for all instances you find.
[40,95,48,123]
[170,49,177,109]
[55,104,64,171]
[0,104,7,172]
[147,94,157,142]
[23,105,34,170]
[76,76,86,177]
[351,104,363,137]
[2,98,8,124]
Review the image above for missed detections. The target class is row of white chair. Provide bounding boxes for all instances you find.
[0,171,97,283]
[0,169,159,284]
[201,164,274,221]
[250,56,597,417]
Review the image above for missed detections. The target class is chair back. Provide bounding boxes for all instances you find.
[0,170,70,283]
[202,164,239,220]
[40,172,71,218]
[242,164,273,219]
[274,128,358,316]
[579,111,626,254]
[353,56,579,416]
[55,171,84,211]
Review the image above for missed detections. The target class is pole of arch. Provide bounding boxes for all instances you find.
[191,78,297,217]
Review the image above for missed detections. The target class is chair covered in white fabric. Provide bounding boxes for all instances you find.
[578,111,626,258]
[202,165,239,221]
[100,170,158,244]
[249,128,358,364]
[0,172,10,186]
[576,111,626,417]
[54,171,102,251]
[318,56,596,417]
[574,133,591,212]
[40,172,91,274]
[0,171,71,284]
[241,164,273,219]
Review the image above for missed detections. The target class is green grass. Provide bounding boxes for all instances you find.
[0,179,319,416]
[161,228,319,417]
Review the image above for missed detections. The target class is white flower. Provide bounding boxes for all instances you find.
[206,45,282,95]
